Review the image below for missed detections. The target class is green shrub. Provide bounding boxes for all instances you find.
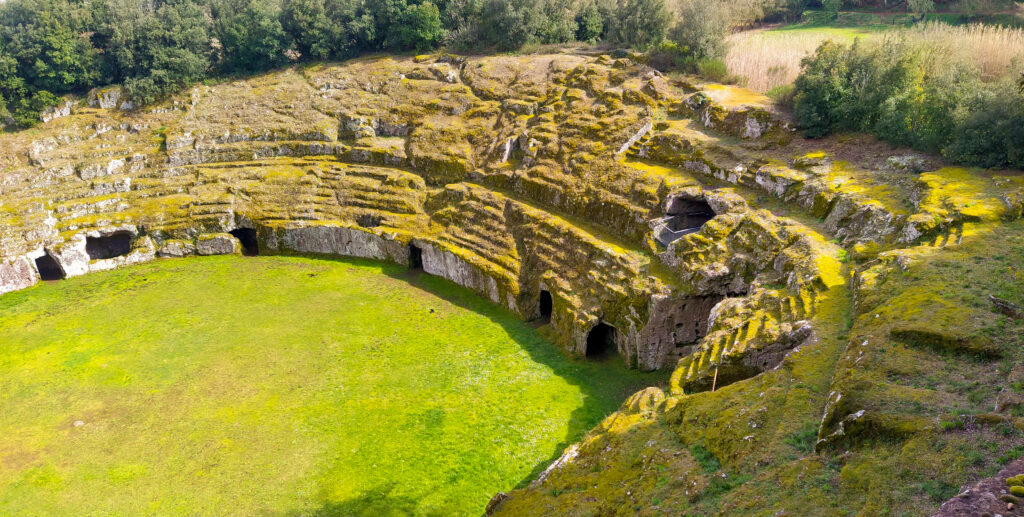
[766,83,796,107]
[696,58,731,82]
[793,36,1024,169]
[9,89,59,128]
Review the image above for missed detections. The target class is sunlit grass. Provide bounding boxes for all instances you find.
[0,255,664,516]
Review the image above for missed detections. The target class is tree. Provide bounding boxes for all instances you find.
[282,0,372,60]
[213,0,292,73]
[433,0,482,36]
[120,0,212,105]
[906,0,935,16]
[388,2,446,51]
[606,0,670,50]
[282,0,341,60]
[0,48,23,125]
[671,0,730,59]
[793,40,852,138]
[474,0,542,51]
[535,0,577,44]
[575,1,603,42]
[0,0,100,93]
[822,0,842,16]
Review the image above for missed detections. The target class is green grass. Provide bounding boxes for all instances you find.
[766,24,889,40]
[0,255,665,516]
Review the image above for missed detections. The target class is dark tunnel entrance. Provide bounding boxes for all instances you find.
[85,232,132,260]
[408,244,422,269]
[538,290,553,323]
[34,253,64,280]
[654,197,717,247]
[586,322,617,359]
[229,228,259,256]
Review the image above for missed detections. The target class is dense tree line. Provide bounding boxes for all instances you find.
[793,38,1024,169]
[0,0,815,127]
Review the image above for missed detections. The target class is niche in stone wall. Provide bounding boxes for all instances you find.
[538,290,553,323]
[34,253,64,280]
[356,214,382,228]
[85,232,133,260]
[229,228,259,256]
[653,196,716,247]
[408,244,423,269]
[586,322,617,358]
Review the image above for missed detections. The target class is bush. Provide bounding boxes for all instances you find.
[10,89,60,128]
[766,83,796,107]
[793,36,1024,169]
[944,78,1024,168]
[696,58,731,81]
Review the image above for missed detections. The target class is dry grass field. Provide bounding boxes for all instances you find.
[726,22,1024,93]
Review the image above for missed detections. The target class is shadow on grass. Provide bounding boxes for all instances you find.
[280,483,449,517]
[278,254,669,514]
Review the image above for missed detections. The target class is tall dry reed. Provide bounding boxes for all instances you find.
[726,22,1024,92]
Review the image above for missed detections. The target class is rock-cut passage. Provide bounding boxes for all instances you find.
[85,232,132,260]
[0,255,665,516]
[586,322,617,358]
[228,228,259,256]
[408,243,423,269]
[33,253,64,280]
[538,290,553,323]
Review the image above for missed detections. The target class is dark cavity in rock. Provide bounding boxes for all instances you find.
[34,253,64,280]
[408,244,422,269]
[229,228,259,256]
[85,232,132,260]
[586,322,617,358]
[654,196,716,247]
[356,214,382,228]
[538,290,553,323]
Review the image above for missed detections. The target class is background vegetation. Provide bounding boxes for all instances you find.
[792,24,1024,168]
[0,0,1021,167]
[0,0,814,127]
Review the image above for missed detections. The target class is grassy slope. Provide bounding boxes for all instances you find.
[0,255,664,517]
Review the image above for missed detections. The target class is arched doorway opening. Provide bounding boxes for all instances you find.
[586,322,616,359]
[229,228,259,256]
[538,290,553,323]
[35,253,64,280]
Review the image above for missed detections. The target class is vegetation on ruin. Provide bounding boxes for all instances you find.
[0,0,1023,510]
[0,255,665,516]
